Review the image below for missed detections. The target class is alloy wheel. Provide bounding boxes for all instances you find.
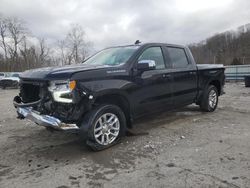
[93,113,120,145]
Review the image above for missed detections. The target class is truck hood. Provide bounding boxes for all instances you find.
[20,64,112,80]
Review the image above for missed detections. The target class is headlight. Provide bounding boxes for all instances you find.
[48,80,76,103]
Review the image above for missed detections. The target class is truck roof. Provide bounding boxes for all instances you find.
[106,42,187,49]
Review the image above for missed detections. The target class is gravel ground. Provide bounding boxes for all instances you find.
[0,83,250,188]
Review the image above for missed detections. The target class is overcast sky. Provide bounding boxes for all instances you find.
[0,0,250,50]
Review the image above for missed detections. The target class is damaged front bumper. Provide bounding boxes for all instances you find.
[16,107,79,130]
[14,97,79,131]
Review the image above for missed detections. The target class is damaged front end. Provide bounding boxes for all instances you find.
[13,79,90,131]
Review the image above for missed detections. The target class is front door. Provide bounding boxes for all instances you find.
[131,46,173,117]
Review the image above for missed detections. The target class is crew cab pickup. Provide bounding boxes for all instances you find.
[13,43,225,150]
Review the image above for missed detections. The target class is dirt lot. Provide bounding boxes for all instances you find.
[0,83,250,188]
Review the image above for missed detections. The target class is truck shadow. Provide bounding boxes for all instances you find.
[131,104,203,133]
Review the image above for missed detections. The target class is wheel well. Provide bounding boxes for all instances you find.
[209,80,221,95]
[94,94,132,128]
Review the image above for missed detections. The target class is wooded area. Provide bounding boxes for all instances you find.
[189,23,250,65]
[0,14,93,72]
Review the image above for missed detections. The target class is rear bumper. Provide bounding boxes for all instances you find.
[16,107,79,131]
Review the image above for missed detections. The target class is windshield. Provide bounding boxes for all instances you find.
[83,46,139,66]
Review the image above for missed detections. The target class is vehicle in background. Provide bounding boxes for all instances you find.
[13,42,225,151]
[245,76,250,87]
[0,72,6,80]
[0,72,21,89]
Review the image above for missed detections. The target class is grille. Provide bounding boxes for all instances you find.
[20,83,41,103]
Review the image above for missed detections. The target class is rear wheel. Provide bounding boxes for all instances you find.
[80,104,126,151]
[200,85,218,112]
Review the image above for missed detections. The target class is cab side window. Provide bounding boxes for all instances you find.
[167,47,189,68]
[138,47,165,69]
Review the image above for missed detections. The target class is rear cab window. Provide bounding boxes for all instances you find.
[167,47,189,68]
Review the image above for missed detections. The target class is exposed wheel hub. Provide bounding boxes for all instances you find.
[102,124,109,133]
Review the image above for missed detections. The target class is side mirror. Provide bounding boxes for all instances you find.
[137,60,156,71]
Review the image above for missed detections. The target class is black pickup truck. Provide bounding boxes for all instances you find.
[13,43,225,150]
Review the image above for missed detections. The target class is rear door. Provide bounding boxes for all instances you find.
[132,46,173,117]
[165,46,197,106]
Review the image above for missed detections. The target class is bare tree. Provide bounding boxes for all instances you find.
[0,15,8,59]
[0,13,94,71]
[19,36,29,68]
[66,24,90,64]
[58,39,68,65]
[19,36,38,70]
[7,17,27,63]
[38,38,50,65]
[56,24,92,65]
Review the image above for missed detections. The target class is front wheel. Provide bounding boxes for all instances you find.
[80,104,126,151]
[200,85,218,112]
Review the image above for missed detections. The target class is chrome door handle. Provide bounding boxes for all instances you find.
[189,72,196,75]
[163,74,171,78]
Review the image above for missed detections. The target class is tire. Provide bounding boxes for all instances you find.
[80,104,126,151]
[200,85,218,112]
